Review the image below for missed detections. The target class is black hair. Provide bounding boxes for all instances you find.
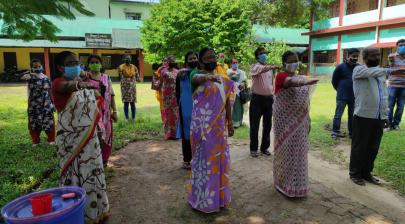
[397,39,405,46]
[53,51,75,80]
[282,51,298,64]
[30,59,41,67]
[122,54,131,61]
[348,48,360,56]
[362,47,379,60]
[199,48,215,63]
[87,54,102,65]
[184,51,198,65]
[254,46,266,59]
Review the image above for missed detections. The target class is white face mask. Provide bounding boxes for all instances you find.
[285,62,299,73]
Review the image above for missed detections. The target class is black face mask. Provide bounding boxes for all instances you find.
[204,62,217,72]
[169,63,177,68]
[188,61,199,69]
[367,59,380,67]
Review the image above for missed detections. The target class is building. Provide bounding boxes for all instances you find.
[0,0,158,79]
[0,0,308,80]
[304,0,405,75]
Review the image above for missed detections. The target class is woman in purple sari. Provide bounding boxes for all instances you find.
[273,51,318,198]
[188,48,235,213]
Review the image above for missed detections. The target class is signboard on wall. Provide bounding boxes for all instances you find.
[112,29,142,49]
[85,33,112,48]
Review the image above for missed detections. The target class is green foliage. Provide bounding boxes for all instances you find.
[141,0,252,63]
[0,0,94,42]
[235,40,291,73]
[250,0,335,29]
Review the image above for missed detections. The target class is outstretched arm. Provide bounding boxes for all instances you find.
[353,66,388,79]
[283,77,318,88]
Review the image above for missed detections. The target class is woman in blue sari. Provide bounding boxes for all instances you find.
[176,51,199,169]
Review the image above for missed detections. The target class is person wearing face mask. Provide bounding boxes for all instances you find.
[20,59,55,146]
[249,46,278,158]
[331,48,360,140]
[349,47,389,186]
[387,39,405,131]
[153,57,169,123]
[215,52,229,77]
[227,58,247,128]
[273,51,318,198]
[82,54,118,167]
[175,52,198,169]
[51,51,110,223]
[188,47,235,213]
[161,56,179,140]
[118,55,139,122]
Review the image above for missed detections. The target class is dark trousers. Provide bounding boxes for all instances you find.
[182,139,192,163]
[332,100,354,136]
[349,115,384,179]
[388,86,405,127]
[249,93,273,152]
[124,102,136,120]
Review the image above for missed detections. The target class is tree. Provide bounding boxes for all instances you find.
[141,0,252,63]
[249,0,335,29]
[0,0,94,42]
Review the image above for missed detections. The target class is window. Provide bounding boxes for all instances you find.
[387,0,405,7]
[346,0,378,15]
[125,13,142,20]
[3,52,17,71]
[102,54,125,69]
[313,50,337,65]
[329,0,340,18]
[29,53,45,66]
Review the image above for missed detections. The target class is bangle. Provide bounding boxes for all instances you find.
[75,81,80,91]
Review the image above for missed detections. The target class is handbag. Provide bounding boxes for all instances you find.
[239,87,252,104]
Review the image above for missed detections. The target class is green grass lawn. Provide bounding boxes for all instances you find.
[0,83,163,208]
[0,81,404,209]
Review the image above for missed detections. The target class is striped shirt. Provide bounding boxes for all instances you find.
[387,53,405,88]
[250,63,274,96]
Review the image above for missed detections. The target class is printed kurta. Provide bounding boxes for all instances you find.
[119,64,137,103]
[273,74,314,198]
[162,68,179,139]
[188,74,235,213]
[86,74,114,163]
[27,74,55,131]
[227,69,246,127]
[55,89,109,223]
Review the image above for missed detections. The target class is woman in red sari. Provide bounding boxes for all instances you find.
[161,56,179,139]
[273,51,318,198]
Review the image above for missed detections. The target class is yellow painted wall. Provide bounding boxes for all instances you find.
[0,47,153,78]
[0,47,44,72]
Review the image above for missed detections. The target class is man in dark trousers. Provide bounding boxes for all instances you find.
[350,47,388,186]
[249,47,278,157]
[331,48,360,140]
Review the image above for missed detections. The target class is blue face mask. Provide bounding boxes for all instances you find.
[258,54,267,64]
[232,63,239,70]
[398,46,405,55]
[64,65,81,79]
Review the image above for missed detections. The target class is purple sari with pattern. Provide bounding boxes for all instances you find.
[188,75,234,213]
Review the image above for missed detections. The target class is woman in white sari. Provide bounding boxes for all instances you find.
[51,51,109,223]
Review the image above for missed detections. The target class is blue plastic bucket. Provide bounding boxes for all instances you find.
[1,186,86,224]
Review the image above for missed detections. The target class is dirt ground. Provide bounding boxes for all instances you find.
[105,138,405,224]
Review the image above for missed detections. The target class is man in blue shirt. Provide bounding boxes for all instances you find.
[331,48,360,139]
